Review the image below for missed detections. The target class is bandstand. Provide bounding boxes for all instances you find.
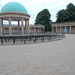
[0,2,30,36]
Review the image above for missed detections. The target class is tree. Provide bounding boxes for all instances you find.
[56,3,75,23]
[66,3,75,21]
[35,9,51,32]
[56,9,68,23]
[66,3,75,12]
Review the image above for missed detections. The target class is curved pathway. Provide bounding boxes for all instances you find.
[0,34,75,75]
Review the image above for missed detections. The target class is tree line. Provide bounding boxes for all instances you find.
[35,3,75,32]
[56,3,75,23]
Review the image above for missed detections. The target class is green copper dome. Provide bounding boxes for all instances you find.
[1,2,28,14]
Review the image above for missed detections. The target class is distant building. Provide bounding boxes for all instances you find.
[2,24,45,35]
[52,22,75,33]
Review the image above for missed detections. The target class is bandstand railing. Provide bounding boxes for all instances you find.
[0,33,65,45]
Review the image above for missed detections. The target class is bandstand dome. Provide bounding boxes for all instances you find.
[1,2,28,14]
[0,2,30,36]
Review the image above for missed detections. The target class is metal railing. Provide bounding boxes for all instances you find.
[0,33,65,45]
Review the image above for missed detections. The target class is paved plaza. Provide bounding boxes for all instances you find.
[0,34,75,75]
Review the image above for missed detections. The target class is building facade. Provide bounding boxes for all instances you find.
[2,24,45,35]
[52,22,75,33]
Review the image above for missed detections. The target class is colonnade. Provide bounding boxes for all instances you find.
[0,17,29,36]
[52,25,72,33]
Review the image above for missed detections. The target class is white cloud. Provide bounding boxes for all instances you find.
[0,0,75,24]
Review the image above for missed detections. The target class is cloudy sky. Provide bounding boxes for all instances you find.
[0,0,75,24]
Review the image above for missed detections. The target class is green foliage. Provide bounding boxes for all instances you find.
[35,9,51,32]
[56,3,75,23]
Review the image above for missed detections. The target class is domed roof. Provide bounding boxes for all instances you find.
[1,2,28,14]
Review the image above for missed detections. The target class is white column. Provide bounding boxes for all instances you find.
[25,20,27,35]
[21,18,24,35]
[0,19,3,36]
[9,17,12,35]
[70,26,71,33]
[28,20,29,34]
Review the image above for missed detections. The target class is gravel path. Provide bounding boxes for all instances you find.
[0,34,75,75]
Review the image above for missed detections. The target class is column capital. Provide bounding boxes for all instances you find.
[21,17,24,20]
[9,17,11,20]
[25,19,28,21]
